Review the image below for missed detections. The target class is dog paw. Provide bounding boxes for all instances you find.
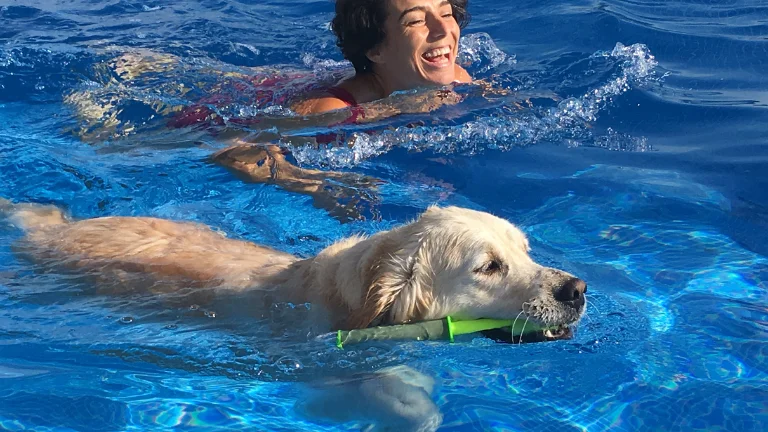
[295,365,442,432]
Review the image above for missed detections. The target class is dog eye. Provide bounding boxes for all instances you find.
[476,259,503,274]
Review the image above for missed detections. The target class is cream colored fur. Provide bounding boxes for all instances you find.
[1,199,584,330]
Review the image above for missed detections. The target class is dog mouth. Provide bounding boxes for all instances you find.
[541,324,573,341]
[481,323,573,344]
[521,299,585,332]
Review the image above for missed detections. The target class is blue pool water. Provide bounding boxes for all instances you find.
[1,0,767,430]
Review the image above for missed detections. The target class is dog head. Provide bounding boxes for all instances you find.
[338,206,586,330]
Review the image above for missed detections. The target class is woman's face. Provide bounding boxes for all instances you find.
[369,0,461,91]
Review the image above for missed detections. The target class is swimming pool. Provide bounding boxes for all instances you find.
[1,0,766,430]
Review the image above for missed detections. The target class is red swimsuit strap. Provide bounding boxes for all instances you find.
[325,86,359,107]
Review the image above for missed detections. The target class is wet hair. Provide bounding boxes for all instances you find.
[331,0,470,74]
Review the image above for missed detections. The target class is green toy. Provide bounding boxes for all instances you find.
[336,316,553,348]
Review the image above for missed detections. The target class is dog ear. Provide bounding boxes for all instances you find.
[342,231,435,330]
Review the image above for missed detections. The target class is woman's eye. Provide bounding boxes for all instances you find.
[407,19,425,26]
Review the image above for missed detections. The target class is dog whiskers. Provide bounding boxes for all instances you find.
[519,315,531,345]
[588,299,601,316]
[514,301,535,345]
[511,308,526,343]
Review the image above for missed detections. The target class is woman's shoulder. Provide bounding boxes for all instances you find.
[291,93,354,115]
[291,80,364,115]
[454,63,472,83]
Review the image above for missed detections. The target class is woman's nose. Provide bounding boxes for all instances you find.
[426,14,451,40]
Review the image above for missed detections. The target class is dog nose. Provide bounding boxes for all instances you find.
[554,277,587,308]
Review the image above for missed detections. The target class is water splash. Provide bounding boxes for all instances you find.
[457,32,516,74]
[290,42,659,168]
[571,127,651,152]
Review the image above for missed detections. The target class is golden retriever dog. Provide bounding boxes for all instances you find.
[0,198,586,332]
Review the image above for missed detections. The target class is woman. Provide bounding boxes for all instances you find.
[293,0,472,115]
[213,0,474,221]
[68,0,475,222]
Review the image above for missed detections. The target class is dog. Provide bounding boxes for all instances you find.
[0,199,586,331]
[1,199,587,431]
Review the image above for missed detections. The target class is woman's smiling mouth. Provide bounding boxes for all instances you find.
[422,46,452,66]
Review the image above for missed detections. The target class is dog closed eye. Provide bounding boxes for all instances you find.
[474,258,505,275]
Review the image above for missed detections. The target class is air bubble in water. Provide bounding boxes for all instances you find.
[274,356,303,373]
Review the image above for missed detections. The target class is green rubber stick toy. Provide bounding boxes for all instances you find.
[336,316,549,348]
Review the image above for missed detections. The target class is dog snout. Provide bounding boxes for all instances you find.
[553,277,587,309]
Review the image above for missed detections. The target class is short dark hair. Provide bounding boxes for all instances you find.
[331,0,471,74]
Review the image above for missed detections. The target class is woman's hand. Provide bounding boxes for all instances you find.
[210,143,382,223]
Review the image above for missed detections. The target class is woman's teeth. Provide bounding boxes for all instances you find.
[423,47,451,60]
